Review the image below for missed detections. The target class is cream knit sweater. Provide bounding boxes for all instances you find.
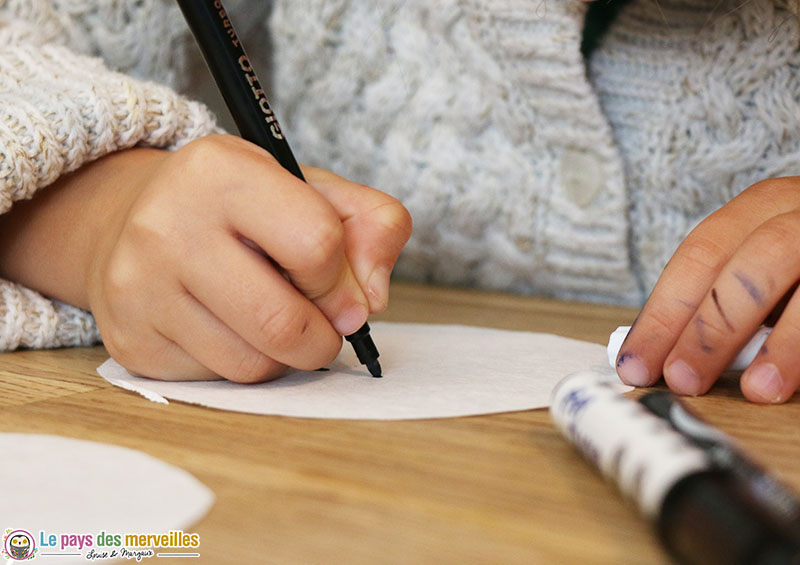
[1,0,799,351]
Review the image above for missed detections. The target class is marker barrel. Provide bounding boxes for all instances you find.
[551,371,709,518]
[176,0,303,178]
[550,371,800,564]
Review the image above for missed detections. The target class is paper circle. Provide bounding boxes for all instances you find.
[0,434,213,564]
[99,323,618,420]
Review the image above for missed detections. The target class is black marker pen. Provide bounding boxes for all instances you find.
[640,391,800,530]
[176,0,382,377]
[551,371,800,565]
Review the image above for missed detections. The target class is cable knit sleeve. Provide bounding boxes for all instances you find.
[0,36,220,350]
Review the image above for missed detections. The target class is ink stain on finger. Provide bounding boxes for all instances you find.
[694,315,715,353]
[617,352,634,367]
[734,272,764,306]
[759,344,768,356]
[711,288,735,332]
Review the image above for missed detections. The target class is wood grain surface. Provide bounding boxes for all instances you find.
[1,282,797,564]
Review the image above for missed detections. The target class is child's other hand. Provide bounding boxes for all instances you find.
[616,177,800,403]
[1,135,411,382]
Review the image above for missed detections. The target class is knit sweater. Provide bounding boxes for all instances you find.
[1,0,799,351]
[270,0,800,300]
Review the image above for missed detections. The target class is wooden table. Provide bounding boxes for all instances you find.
[2,282,798,564]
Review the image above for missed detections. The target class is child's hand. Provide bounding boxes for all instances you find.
[616,177,800,403]
[0,135,412,382]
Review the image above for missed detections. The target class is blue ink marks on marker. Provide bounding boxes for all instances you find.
[734,272,764,306]
[561,388,591,417]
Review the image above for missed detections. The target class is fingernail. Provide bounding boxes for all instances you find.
[367,266,391,311]
[616,353,651,386]
[743,363,784,403]
[665,359,702,396]
[334,303,369,336]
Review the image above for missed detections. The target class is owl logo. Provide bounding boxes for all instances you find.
[2,529,36,561]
